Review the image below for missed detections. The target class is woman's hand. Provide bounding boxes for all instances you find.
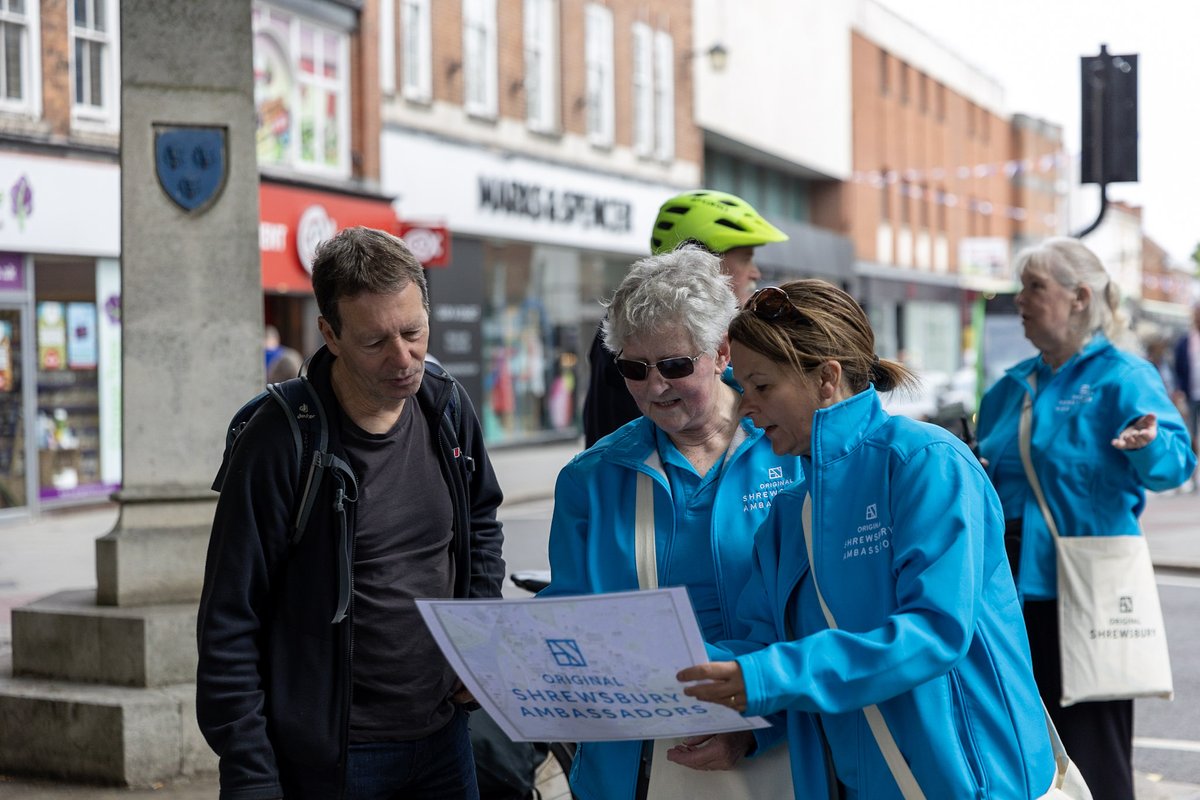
[665,731,755,771]
[1112,414,1158,451]
[676,661,747,712]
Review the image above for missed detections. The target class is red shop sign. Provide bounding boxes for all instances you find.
[398,221,451,268]
[259,181,399,293]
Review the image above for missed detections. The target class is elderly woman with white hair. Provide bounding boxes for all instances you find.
[541,246,819,800]
[977,237,1195,799]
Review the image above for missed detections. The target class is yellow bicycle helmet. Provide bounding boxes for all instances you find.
[650,189,788,255]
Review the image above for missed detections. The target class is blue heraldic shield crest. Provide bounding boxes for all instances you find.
[154,125,228,214]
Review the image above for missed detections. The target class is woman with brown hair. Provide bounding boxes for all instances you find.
[678,280,1057,798]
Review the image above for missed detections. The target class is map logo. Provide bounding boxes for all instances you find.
[546,639,587,667]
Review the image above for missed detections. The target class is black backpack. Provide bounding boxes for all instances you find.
[212,365,465,621]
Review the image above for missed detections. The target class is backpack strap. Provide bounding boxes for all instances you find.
[272,376,359,623]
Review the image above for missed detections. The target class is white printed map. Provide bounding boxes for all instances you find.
[417,587,768,742]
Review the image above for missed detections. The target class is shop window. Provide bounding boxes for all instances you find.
[524,0,558,133]
[70,0,117,129]
[33,258,118,503]
[252,3,350,176]
[463,0,497,118]
[0,305,26,509]
[584,3,613,147]
[401,0,431,101]
[481,242,610,444]
[0,0,39,116]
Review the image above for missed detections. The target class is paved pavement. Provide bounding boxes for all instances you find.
[1,439,1198,797]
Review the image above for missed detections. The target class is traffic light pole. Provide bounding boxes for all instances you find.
[1074,182,1108,239]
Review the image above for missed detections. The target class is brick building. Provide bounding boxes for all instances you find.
[379,0,701,445]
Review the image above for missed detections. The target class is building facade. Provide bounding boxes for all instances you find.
[847,4,1064,381]
[0,0,122,515]
[379,0,701,445]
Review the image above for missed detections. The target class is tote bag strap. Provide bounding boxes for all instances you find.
[803,495,928,800]
[636,472,658,590]
[1017,372,1062,541]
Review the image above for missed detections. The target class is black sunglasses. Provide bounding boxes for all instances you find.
[614,353,703,381]
[745,286,809,327]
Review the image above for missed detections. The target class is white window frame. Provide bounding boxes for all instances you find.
[631,22,653,156]
[653,30,674,162]
[584,3,613,147]
[400,0,431,102]
[70,0,119,130]
[252,3,351,177]
[0,0,41,117]
[523,0,558,133]
[379,0,396,95]
[462,0,497,119]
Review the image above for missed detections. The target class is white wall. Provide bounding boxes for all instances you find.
[692,0,854,179]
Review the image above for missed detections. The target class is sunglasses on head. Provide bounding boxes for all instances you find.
[745,286,810,327]
[613,353,703,381]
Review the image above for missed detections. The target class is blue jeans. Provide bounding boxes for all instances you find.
[344,708,479,800]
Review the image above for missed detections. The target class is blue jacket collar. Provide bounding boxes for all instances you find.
[807,386,888,467]
[1004,332,1112,384]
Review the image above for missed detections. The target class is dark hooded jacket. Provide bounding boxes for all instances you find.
[196,346,505,800]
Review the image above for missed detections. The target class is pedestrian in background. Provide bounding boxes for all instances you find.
[1172,301,1200,490]
[197,227,505,800]
[679,280,1055,798]
[977,238,1195,799]
[582,190,788,447]
[543,246,805,799]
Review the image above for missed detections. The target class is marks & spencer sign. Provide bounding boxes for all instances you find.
[477,178,632,233]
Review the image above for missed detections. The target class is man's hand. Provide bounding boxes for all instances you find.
[1112,414,1158,451]
[665,731,755,771]
[676,661,747,712]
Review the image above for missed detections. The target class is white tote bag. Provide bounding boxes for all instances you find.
[801,495,1092,800]
[1019,380,1174,706]
[635,473,795,800]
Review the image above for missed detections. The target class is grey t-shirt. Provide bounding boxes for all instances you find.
[344,398,457,741]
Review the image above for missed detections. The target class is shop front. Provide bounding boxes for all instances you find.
[381,130,686,446]
[0,152,122,516]
[258,177,400,360]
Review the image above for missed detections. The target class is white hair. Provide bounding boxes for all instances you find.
[602,245,737,356]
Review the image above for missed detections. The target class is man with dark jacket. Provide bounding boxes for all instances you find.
[197,227,505,800]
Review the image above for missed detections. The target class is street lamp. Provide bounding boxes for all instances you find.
[687,42,728,72]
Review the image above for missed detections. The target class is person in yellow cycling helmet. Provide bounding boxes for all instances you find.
[583,190,788,447]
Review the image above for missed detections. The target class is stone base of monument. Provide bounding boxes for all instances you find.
[0,589,214,786]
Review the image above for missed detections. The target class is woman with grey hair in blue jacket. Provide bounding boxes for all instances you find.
[679,279,1057,798]
[541,246,821,799]
[976,237,1195,799]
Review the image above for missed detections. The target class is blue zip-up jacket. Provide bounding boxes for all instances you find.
[719,388,1054,799]
[977,334,1195,600]
[541,389,814,800]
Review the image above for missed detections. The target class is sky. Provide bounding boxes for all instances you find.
[875,0,1200,266]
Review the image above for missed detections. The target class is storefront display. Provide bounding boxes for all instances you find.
[0,153,120,514]
[382,129,683,446]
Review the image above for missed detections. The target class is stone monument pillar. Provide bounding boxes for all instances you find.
[98,0,263,607]
[0,0,262,785]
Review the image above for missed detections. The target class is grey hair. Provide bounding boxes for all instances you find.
[601,245,737,356]
[1015,237,1128,341]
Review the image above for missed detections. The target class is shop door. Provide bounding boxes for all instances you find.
[0,305,29,512]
